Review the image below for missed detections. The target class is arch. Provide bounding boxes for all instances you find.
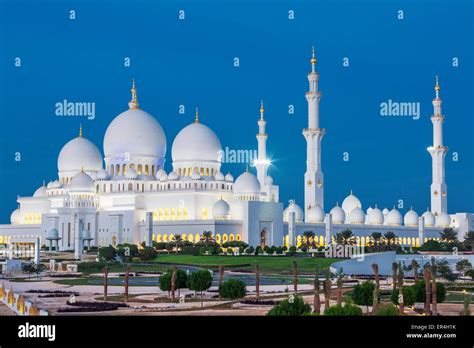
[116,164,120,175]
[222,234,228,243]
[215,234,221,244]
[163,234,168,242]
[137,164,143,175]
[182,234,187,241]
[188,234,194,243]
[319,235,325,246]
[145,164,149,175]
[200,167,204,176]
[297,235,302,248]
[195,233,200,243]
[128,183,133,191]
[122,164,127,175]
[285,235,289,248]
[229,234,235,241]
[156,234,162,242]
[236,234,241,241]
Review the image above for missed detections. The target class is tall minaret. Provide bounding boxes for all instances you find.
[427,76,448,215]
[303,47,326,218]
[255,100,269,187]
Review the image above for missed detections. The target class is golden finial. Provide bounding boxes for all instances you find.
[79,123,83,138]
[311,46,316,65]
[435,75,440,91]
[195,107,199,123]
[350,189,353,195]
[129,78,139,109]
[260,100,264,114]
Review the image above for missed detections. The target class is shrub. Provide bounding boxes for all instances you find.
[116,243,139,262]
[374,303,399,316]
[266,296,312,316]
[351,281,376,309]
[159,269,188,294]
[419,240,443,252]
[187,270,212,298]
[246,246,255,255]
[288,246,297,254]
[77,261,109,273]
[466,269,474,280]
[152,242,167,250]
[324,303,363,316]
[138,246,157,261]
[255,246,262,255]
[275,246,283,255]
[413,280,446,303]
[181,246,200,256]
[221,241,248,249]
[219,279,247,300]
[391,286,416,306]
[98,246,117,261]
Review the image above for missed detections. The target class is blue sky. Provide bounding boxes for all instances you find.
[0,0,473,222]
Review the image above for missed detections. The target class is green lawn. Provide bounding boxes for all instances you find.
[152,254,337,275]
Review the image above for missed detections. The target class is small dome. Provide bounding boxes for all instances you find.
[47,181,53,189]
[168,171,179,181]
[156,169,168,181]
[125,167,137,180]
[386,208,403,226]
[306,204,324,223]
[234,172,261,195]
[58,135,103,174]
[435,212,451,227]
[404,208,419,226]
[33,184,47,197]
[10,208,20,224]
[342,191,362,215]
[215,172,224,181]
[330,204,345,224]
[264,176,274,185]
[349,207,365,224]
[50,180,62,189]
[191,171,201,180]
[97,169,108,180]
[212,199,230,219]
[68,172,95,192]
[422,210,435,227]
[383,208,389,215]
[225,173,234,182]
[368,207,384,225]
[283,202,303,222]
[47,228,59,240]
[366,206,373,215]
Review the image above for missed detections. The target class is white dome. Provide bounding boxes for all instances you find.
[422,210,435,227]
[349,207,365,224]
[97,169,108,180]
[172,122,222,164]
[156,169,168,181]
[342,192,362,215]
[50,180,62,189]
[191,171,201,180]
[234,172,261,195]
[404,208,419,226]
[212,199,230,219]
[383,208,389,215]
[58,135,103,174]
[306,204,324,223]
[225,173,234,182]
[330,204,345,224]
[386,208,403,226]
[104,108,166,160]
[215,172,224,181]
[125,167,137,180]
[264,176,274,185]
[368,207,384,225]
[10,208,20,224]
[366,206,373,215]
[168,171,179,181]
[47,228,59,240]
[284,202,303,222]
[435,212,451,227]
[33,184,47,197]
[47,181,53,189]
[68,172,94,192]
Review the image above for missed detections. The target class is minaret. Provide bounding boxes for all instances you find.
[303,47,326,218]
[128,79,139,109]
[255,100,269,187]
[427,76,448,215]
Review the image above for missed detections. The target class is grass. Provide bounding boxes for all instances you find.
[445,292,474,303]
[152,254,337,275]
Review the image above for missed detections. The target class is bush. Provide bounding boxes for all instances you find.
[324,303,363,316]
[116,243,139,262]
[351,281,376,308]
[138,246,157,261]
[187,270,213,297]
[77,261,109,273]
[419,240,443,252]
[288,246,297,254]
[374,303,399,316]
[391,286,416,306]
[255,246,262,255]
[246,246,255,255]
[181,246,200,256]
[266,296,312,316]
[413,280,446,303]
[466,269,474,280]
[219,279,247,300]
[98,246,117,261]
[221,241,248,249]
[159,269,188,293]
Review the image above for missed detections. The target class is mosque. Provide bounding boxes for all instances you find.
[0,49,473,259]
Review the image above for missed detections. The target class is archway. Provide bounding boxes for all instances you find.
[260,228,267,249]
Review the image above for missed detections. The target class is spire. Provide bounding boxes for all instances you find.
[259,100,264,120]
[245,163,248,172]
[129,79,139,109]
[435,75,440,99]
[310,46,316,72]
[195,107,199,123]
[79,123,83,138]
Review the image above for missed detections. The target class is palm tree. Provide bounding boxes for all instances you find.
[464,231,474,250]
[411,259,420,282]
[103,266,109,302]
[423,266,432,315]
[371,232,382,249]
[440,228,458,243]
[218,265,224,300]
[302,231,316,250]
[255,264,260,301]
[392,262,398,291]
[313,265,321,314]
[124,264,130,302]
[384,231,397,247]
[171,266,177,301]
[171,234,182,253]
[431,258,438,316]
[324,269,331,310]
[398,263,404,315]
[336,271,344,306]
[371,263,379,314]
[335,229,355,245]
[200,231,215,246]
[292,260,298,294]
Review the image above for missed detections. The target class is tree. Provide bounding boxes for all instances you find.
[423,266,432,315]
[463,231,474,251]
[371,232,383,250]
[218,265,224,300]
[392,262,398,291]
[371,263,380,313]
[171,234,183,253]
[397,264,404,314]
[255,264,260,301]
[351,281,375,312]
[437,260,457,282]
[200,231,215,246]
[336,271,344,306]
[383,231,397,247]
[455,259,472,275]
[116,243,138,262]
[391,286,416,307]
[431,258,438,316]
[138,246,157,261]
[98,246,116,262]
[411,259,420,282]
[159,269,188,298]
[419,240,443,251]
[171,267,177,301]
[414,280,446,304]
[292,260,298,294]
[219,279,247,301]
[301,231,316,250]
[335,229,355,246]
[266,296,311,316]
[373,303,399,316]
[323,269,331,310]
[187,270,212,307]
[439,228,458,243]
[324,302,363,316]
[313,265,321,314]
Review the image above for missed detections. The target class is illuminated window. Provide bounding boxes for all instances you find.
[201,208,208,220]
[122,164,127,175]
[145,165,149,175]
[137,164,142,174]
